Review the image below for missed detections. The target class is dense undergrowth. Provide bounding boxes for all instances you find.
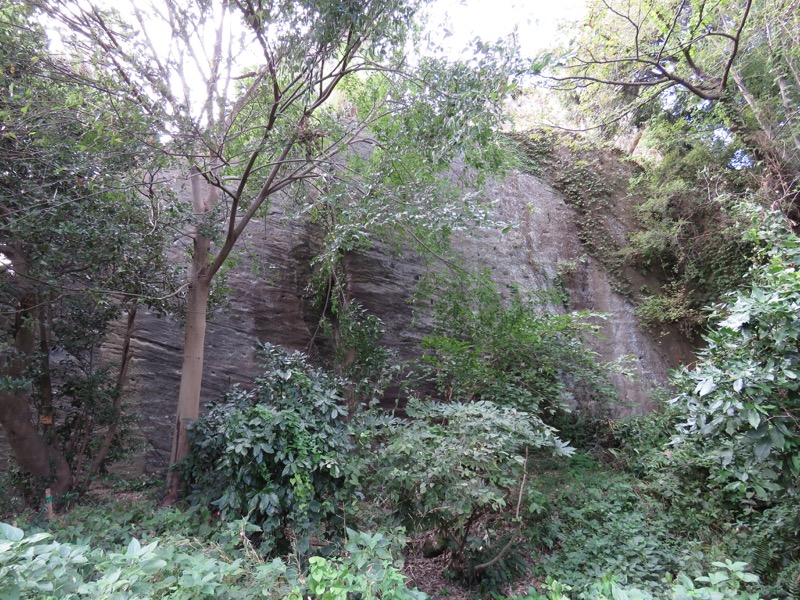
[3,363,799,598]
[3,215,800,599]
[3,444,797,599]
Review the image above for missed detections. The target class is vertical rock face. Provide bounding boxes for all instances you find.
[452,173,693,415]
[100,203,325,471]
[0,169,694,474]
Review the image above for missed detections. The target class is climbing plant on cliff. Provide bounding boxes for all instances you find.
[0,1,174,494]
[532,0,800,335]
[625,112,757,334]
[419,271,620,419]
[31,0,522,499]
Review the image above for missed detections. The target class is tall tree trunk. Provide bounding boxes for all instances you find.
[0,390,71,493]
[166,262,211,498]
[165,169,216,501]
[88,303,138,483]
[0,289,72,494]
[0,391,48,476]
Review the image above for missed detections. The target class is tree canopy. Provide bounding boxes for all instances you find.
[3,0,522,496]
[551,0,799,212]
[1,0,175,492]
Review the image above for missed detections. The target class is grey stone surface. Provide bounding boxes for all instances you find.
[1,170,694,474]
[453,173,691,415]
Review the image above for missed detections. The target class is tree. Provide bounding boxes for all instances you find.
[1,2,173,493]
[670,206,800,505]
[32,0,520,497]
[549,0,798,212]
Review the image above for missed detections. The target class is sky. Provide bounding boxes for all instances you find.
[424,0,587,58]
[44,0,588,98]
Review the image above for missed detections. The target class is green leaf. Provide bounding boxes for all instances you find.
[720,311,749,331]
[25,532,51,544]
[769,427,785,449]
[0,523,24,542]
[754,438,772,460]
[103,568,122,585]
[695,377,717,397]
[706,571,730,585]
[126,538,141,556]
[611,587,629,600]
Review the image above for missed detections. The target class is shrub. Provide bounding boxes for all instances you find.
[733,500,800,598]
[0,520,426,599]
[362,398,573,579]
[420,274,619,419]
[508,561,768,599]
[371,399,572,527]
[669,212,800,506]
[181,343,352,555]
[634,282,704,336]
[532,462,693,595]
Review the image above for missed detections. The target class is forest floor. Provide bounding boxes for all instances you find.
[1,450,786,599]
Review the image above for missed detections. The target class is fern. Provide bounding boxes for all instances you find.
[743,501,800,597]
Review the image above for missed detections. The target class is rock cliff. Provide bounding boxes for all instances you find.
[0,164,694,474]
[95,167,693,472]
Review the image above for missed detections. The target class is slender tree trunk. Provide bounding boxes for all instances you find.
[166,265,211,498]
[33,298,72,493]
[335,251,358,415]
[765,22,800,156]
[88,304,138,482]
[321,198,359,414]
[731,71,784,163]
[165,169,216,501]
[37,301,54,442]
[627,127,644,156]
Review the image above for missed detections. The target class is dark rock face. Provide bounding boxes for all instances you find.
[1,170,694,474]
[100,200,326,470]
